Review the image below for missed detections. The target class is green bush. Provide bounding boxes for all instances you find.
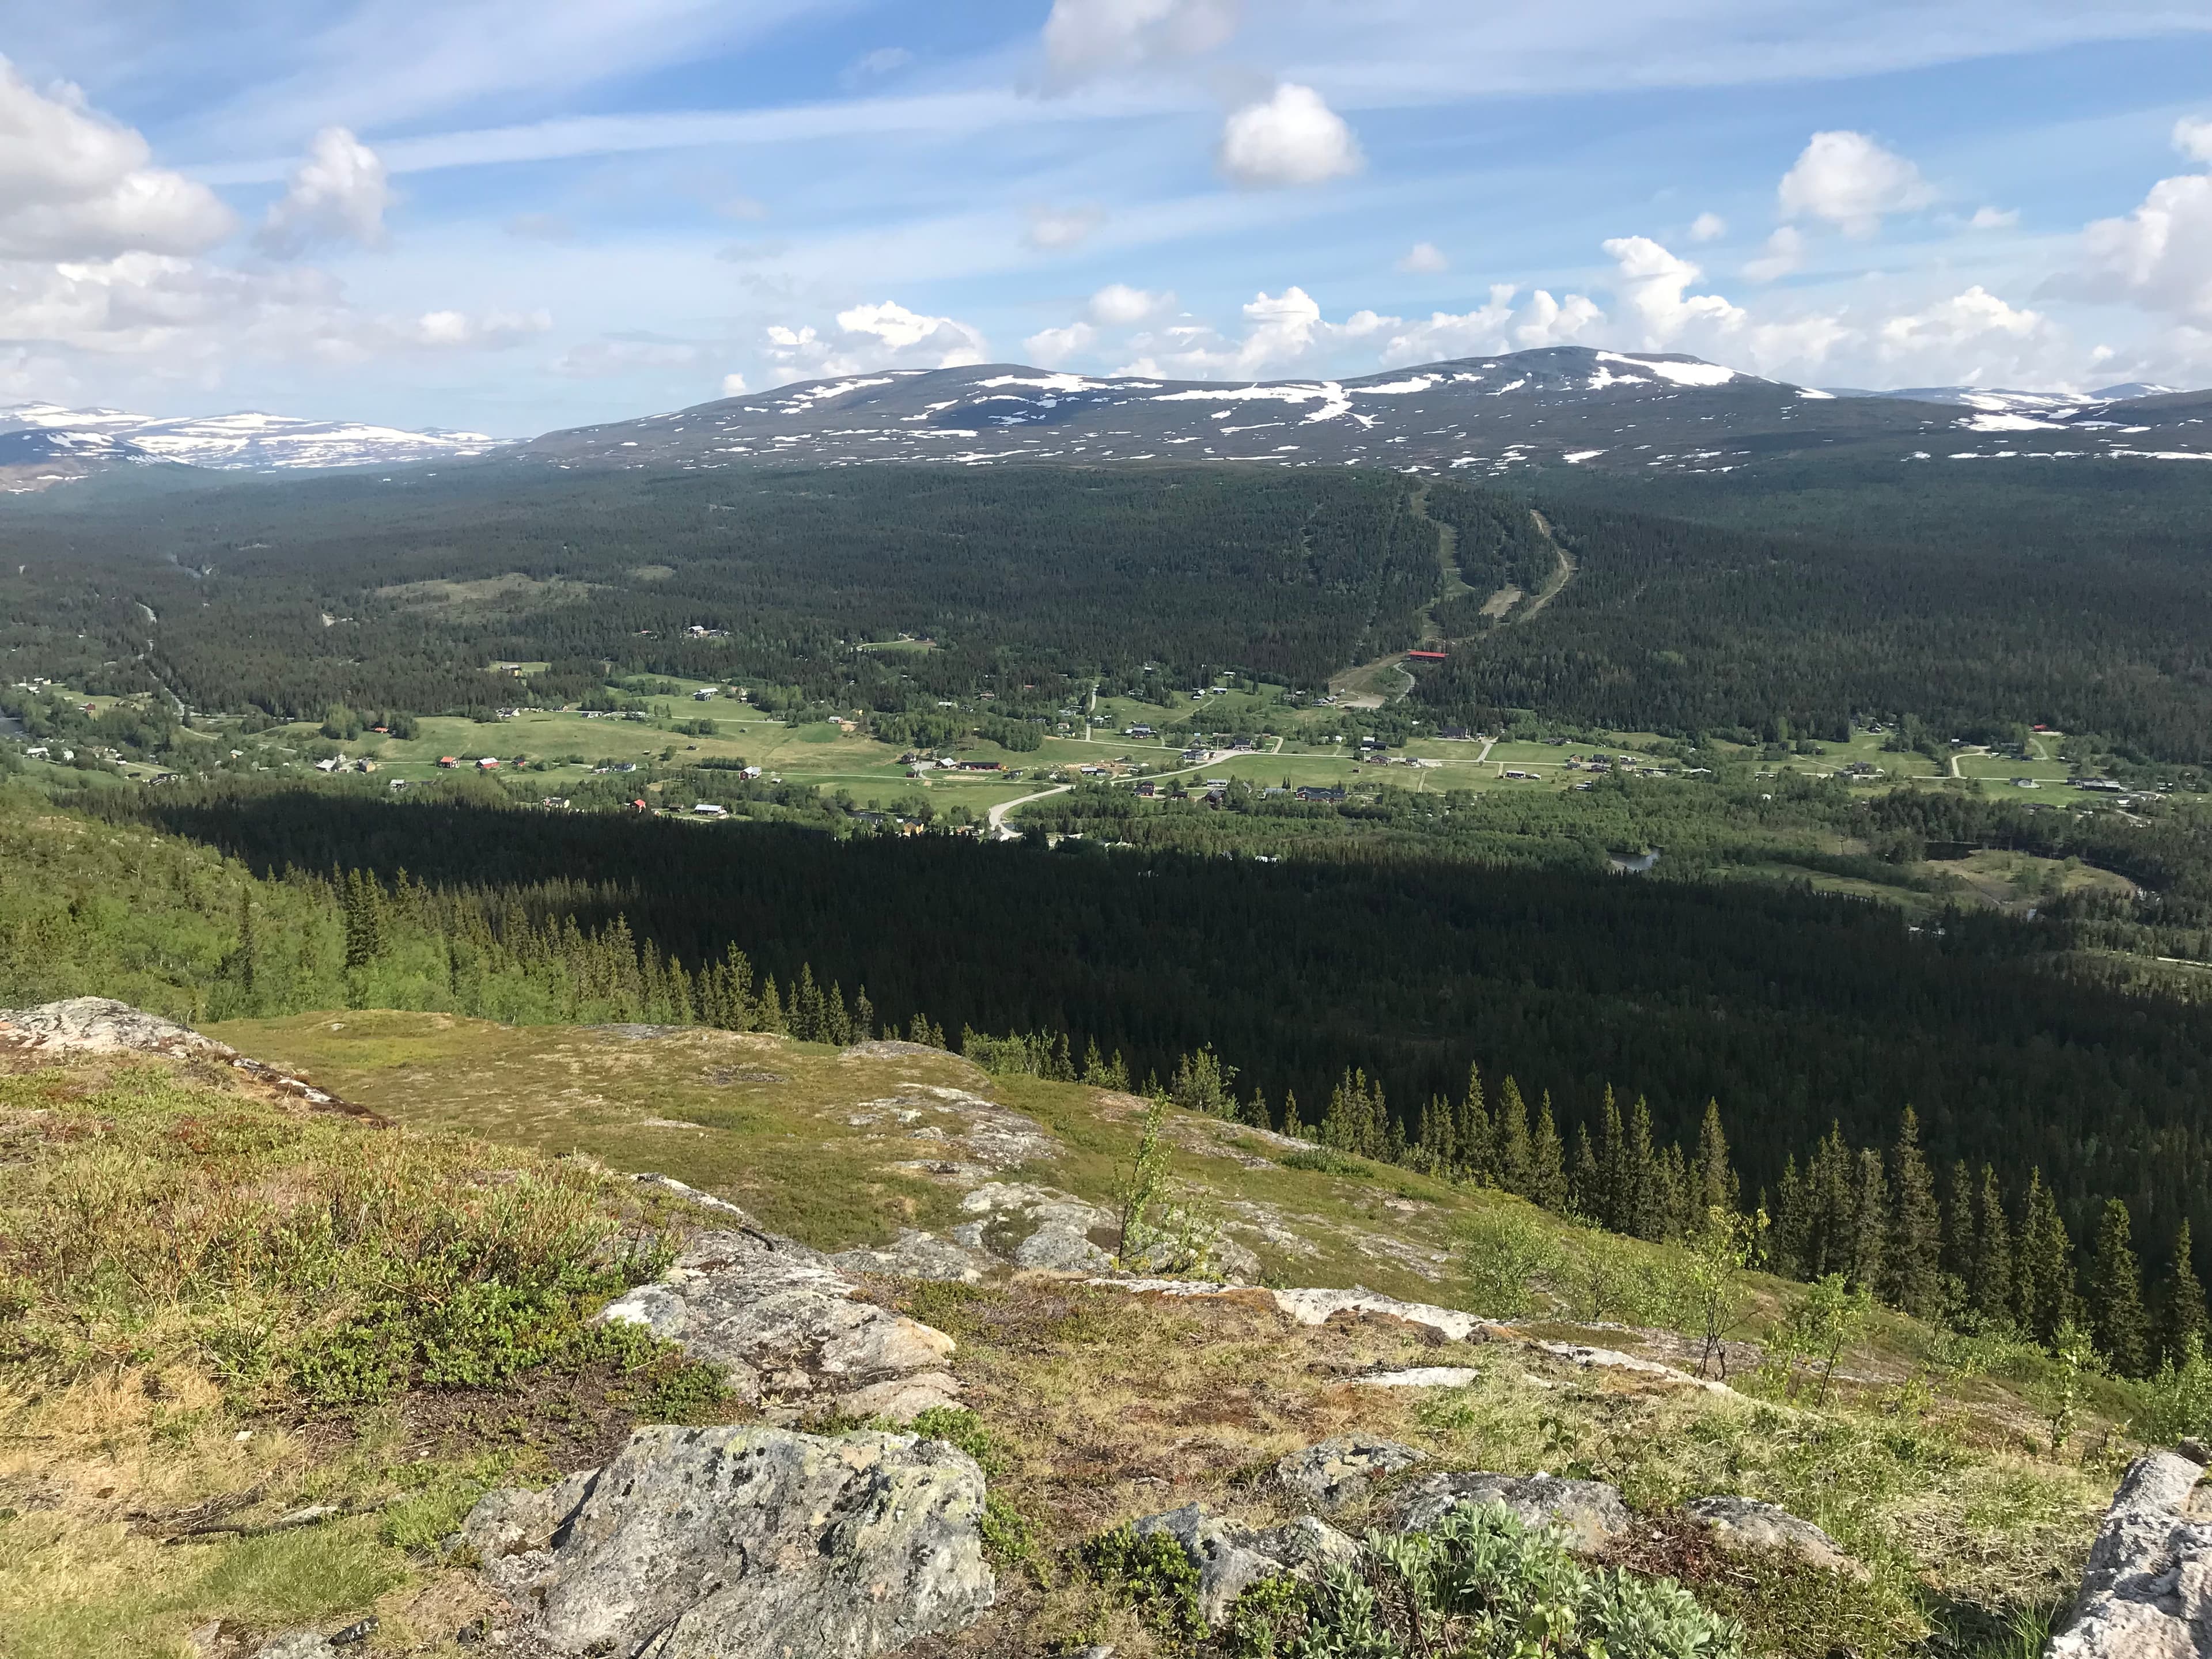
[1081,1521,1207,1647]
[1278,1147,1372,1177]
[1225,1503,1745,1659]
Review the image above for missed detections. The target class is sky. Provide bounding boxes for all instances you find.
[4,0,2212,435]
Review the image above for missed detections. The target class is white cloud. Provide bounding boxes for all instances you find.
[1874,285,2063,383]
[256,127,393,257]
[410,308,551,349]
[1600,236,1745,344]
[0,57,233,260]
[1024,320,1096,365]
[1088,282,1173,325]
[1022,203,1104,251]
[1743,225,1805,282]
[1688,212,1727,243]
[721,372,747,395]
[1041,0,1236,81]
[1777,130,1935,236]
[552,338,698,376]
[1218,84,1362,190]
[766,299,990,377]
[2054,164,2212,325]
[1397,240,1449,273]
[1968,205,2019,230]
[2176,116,2212,165]
[1378,283,1603,364]
[841,47,914,88]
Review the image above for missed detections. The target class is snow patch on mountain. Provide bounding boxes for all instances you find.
[0,403,499,471]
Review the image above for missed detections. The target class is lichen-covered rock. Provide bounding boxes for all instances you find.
[829,1228,990,1283]
[461,1424,994,1658]
[957,1182,1116,1272]
[1386,1472,1630,1555]
[1683,1496,1866,1578]
[1275,1436,1426,1512]
[597,1227,954,1409]
[247,1637,335,1659]
[2047,1450,2211,1659]
[1130,1503,1361,1626]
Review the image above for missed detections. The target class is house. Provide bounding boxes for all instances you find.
[1405,649,1448,663]
[314,756,342,772]
[694,688,717,701]
[437,756,459,768]
[956,760,1002,772]
[1134,781,1157,797]
[1296,785,1346,803]
[543,797,570,809]
[1126,725,1157,738]
[1440,726,1471,740]
[692,803,729,817]
[476,757,501,770]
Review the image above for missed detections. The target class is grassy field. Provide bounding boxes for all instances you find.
[2,1017,2153,1659]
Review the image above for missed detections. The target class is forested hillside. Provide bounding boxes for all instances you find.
[1415,463,2212,760]
[11,777,2209,1277]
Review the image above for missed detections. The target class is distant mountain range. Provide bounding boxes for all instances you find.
[5,352,2209,494]
[0,402,498,484]
[514,347,2212,478]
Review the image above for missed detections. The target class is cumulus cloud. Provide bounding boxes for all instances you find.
[1378,283,1603,364]
[1743,225,1805,282]
[1968,206,2019,230]
[1022,203,1104,251]
[2175,116,2212,165]
[1397,241,1449,273]
[1218,84,1362,189]
[721,372,748,395]
[1088,282,1173,325]
[257,128,393,257]
[766,300,990,378]
[2054,154,2212,326]
[1778,131,1935,236]
[1042,0,1236,81]
[1025,320,1097,365]
[1601,236,1745,344]
[0,58,232,260]
[1114,285,1391,378]
[1689,212,1727,243]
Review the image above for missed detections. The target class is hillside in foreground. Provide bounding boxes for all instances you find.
[5,1002,2200,1659]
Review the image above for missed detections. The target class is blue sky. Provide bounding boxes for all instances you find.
[3,0,2212,434]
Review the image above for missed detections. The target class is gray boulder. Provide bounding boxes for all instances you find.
[1130,1503,1362,1626]
[248,1638,335,1659]
[1386,1472,1630,1555]
[1683,1496,1866,1578]
[597,1228,955,1412]
[1275,1436,1426,1512]
[2047,1450,2211,1659]
[461,1423,994,1658]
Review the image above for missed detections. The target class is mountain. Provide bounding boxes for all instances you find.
[0,402,500,473]
[516,346,2212,479]
[0,428,165,493]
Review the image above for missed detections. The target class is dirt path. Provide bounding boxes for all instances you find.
[988,783,1070,840]
[1513,509,1577,622]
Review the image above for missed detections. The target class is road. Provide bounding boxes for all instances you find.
[987,740,1278,839]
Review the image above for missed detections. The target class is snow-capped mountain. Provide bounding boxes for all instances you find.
[514,347,2212,479]
[0,403,501,471]
[0,429,166,493]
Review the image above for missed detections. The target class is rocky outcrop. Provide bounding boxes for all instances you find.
[2046,1450,2211,1659]
[598,1226,959,1421]
[461,1424,995,1658]
[1130,1503,1362,1626]
[0,997,380,1121]
[1386,1472,1630,1555]
[955,1182,1116,1272]
[1275,1436,1426,1512]
[1683,1496,1866,1578]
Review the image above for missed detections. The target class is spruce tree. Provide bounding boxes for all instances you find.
[2088,1198,2150,1378]
[1847,1147,1887,1295]
[1240,1089,1272,1131]
[2163,1220,2208,1365]
[1281,1089,1304,1141]
[1772,1155,1809,1279]
[1455,1065,1491,1184]
[1656,1142,1691,1241]
[1596,1087,1627,1232]
[1528,1094,1569,1213]
[1624,1097,1662,1239]
[1972,1165,2014,1330]
[1691,1100,1738,1215]
[2016,1170,2075,1345]
[1884,1107,1943,1320]
[1808,1123,1855,1281]
[1940,1159,1975,1286]
[1418,1094,1456,1172]
[1569,1123,1603,1221]
[1494,1077,1533,1197]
